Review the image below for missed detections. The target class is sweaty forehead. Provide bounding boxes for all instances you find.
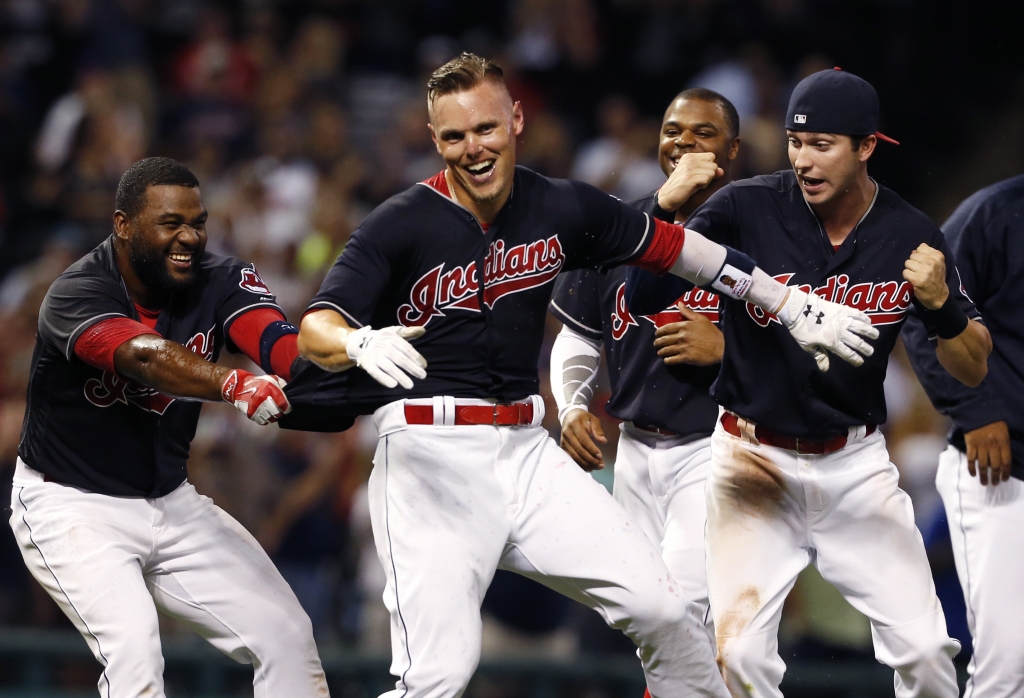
[663,99,727,130]
[429,82,513,131]
[141,184,204,217]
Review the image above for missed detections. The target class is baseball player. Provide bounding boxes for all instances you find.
[902,174,1024,697]
[289,53,877,698]
[627,69,992,697]
[9,157,333,697]
[549,88,740,653]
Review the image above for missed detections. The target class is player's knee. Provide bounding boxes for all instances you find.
[621,584,694,639]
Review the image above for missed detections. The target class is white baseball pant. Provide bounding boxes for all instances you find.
[612,424,715,647]
[935,444,1024,697]
[706,416,959,698]
[9,459,329,698]
[369,397,729,698]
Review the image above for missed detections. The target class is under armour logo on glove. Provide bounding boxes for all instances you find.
[221,369,291,425]
[777,288,879,372]
[803,304,825,324]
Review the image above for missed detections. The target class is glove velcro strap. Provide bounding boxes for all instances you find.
[926,296,970,340]
[703,247,756,300]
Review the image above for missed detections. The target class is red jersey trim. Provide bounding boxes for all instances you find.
[74,318,161,375]
[632,219,685,276]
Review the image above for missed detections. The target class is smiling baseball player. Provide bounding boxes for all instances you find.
[289,54,879,698]
[9,158,332,697]
[549,89,740,661]
[628,68,991,697]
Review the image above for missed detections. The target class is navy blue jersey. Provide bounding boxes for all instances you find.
[19,236,283,497]
[284,167,658,417]
[550,193,720,436]
[630,169,978,439]
[903,174,1024,480]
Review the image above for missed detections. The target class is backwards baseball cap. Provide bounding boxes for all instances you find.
[786,67,899,145]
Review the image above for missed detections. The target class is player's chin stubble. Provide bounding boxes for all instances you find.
[128,235,199,293]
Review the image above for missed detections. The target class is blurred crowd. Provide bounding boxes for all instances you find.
[1,0,1021,690]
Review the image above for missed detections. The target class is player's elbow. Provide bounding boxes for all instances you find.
[297,315,353,372]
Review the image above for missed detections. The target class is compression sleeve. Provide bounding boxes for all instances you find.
[549,325,603,424]
[228,307,300,380]
[73,318,161,375]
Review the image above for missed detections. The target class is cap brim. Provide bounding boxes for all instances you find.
[875,131,900,145]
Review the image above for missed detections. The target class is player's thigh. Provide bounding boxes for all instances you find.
[501,430,679,627]
[612,428,663,548]
[812,433,941,625]
[706,429,810,637]
[10,479,163,676]
[658,442,711,602]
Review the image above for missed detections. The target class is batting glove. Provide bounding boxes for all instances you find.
[221,369,291,425]
[777,288,879,372]
[346,325,427,389]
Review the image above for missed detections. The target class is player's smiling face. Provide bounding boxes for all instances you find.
[788,130,874,206]
[659,98,738,178]
[429,80,524,219]
[120,184,208,294]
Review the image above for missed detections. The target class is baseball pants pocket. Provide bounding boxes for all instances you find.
[936,445,1024,698]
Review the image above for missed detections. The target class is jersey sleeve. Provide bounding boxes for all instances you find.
[37,271,132,360]
[624,266,694,317]
[216,262,285,340]
[306,222,393,327]
[562,180,655,270]
[549,269,604,341]
[681,185,739,246]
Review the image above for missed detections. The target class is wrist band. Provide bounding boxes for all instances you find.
[703,247,756,301]
[927,295,969,339]
[651,197,676,222]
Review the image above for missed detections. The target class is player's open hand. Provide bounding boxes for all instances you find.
[903,243,949,310]
[777,288,879,372]
[656,152,723,213]
[965,420,1012,485]
[560,409,607,471]
[222,369,292,425]
[347,325,427,389]
[654,304,724,366]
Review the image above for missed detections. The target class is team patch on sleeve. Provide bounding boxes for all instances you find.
[239,265,271,294]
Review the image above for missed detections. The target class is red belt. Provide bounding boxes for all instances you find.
[720,412,875,455]
[404,402,534,426]
[632,422,679,437]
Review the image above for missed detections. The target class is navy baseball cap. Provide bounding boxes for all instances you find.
[786,67,899,145]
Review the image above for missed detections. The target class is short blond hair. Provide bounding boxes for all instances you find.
[426,52,507,110]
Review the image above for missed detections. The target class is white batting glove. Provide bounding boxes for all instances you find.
[346,325,427,389]
[776,288,879,372]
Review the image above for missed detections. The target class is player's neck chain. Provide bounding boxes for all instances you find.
[445,170,461,206]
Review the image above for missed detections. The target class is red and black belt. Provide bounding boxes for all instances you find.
[720,412,874,455]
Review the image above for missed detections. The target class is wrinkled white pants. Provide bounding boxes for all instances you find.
[936,445,1024,698]
[370,397,728,698]
[9,459,328,698]
[706,418,959,698]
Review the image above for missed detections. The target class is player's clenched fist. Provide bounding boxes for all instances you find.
[903,243,949,310]
[560,408,608,471]
[656,152,724,213]
[347,325,427,389]
[654,304,724,366]
[221,369,291,425]
[777,288,879,372]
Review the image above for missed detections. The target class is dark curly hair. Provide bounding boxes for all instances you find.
[114,157,199,220]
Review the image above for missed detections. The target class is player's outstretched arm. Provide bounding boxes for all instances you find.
[298,308,427,389]
[652,223,879,371]
[903,243,991,387]
[550,325,607,470]
[111,335,290,425]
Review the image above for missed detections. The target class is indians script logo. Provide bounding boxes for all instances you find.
[610,284,720,341]
[83,326,216,414]
[397,236,565,327]
[239,265,271,294]
[746,273,914,328]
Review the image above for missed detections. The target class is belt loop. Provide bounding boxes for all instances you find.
[442,396,456,426]
[431,396,443,426]
[530,395,545,426]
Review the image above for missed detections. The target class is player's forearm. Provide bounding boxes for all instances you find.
[936,319,991,387]
[114,336,229,401]
[550,326,602,422]
[297,309,357,372]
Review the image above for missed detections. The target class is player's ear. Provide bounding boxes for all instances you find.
[112,210,132,241]
[728,137,741,161]
[511,101,524,137]
[858,134,877,162]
